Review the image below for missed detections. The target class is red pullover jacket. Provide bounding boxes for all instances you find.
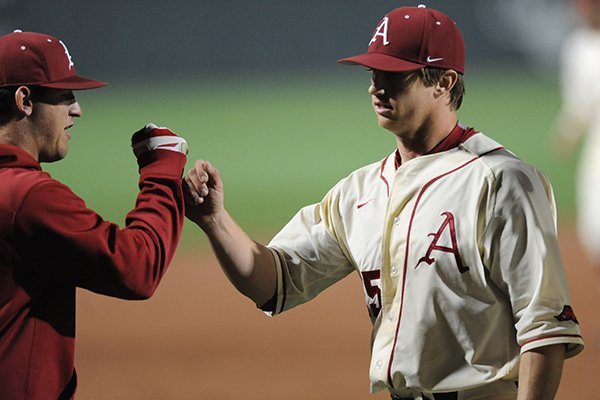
[0,144,186,399]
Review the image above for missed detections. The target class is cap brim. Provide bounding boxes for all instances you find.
[40,75,107,90]
[337,53,425,72]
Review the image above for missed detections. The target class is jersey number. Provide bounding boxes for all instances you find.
[361,270,382,318]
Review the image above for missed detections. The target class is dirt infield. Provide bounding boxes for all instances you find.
[74,224,600,400]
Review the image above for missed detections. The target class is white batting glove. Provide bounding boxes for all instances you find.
[131,123,188,158]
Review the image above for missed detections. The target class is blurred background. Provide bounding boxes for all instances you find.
[0,0,579,78]
[3,1,599,399]
[0,0,584,224]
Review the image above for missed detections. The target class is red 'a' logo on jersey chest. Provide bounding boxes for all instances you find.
[415,212,470,273]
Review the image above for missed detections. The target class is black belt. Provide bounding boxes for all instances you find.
[391,391,458,400]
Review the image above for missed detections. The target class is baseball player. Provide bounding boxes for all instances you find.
[550,0,600,278]
[185,5,584,400]
[0,31,188,399]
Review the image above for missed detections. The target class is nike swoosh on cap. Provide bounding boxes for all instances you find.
[426,56,444,62]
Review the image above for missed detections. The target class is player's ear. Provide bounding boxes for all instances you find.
[14,86,34,117]
[435,70,459,96]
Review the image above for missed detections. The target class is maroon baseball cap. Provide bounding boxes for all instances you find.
[338,5,465,74]
[0,30,106,89]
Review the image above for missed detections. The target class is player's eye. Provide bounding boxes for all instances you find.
[62,91,76,104]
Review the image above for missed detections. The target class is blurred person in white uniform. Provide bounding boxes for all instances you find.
[551,0,600,275]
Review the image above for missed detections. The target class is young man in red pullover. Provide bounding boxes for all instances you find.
[0,31,188,399]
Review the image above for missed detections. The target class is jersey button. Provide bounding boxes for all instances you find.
[393,216,400,225]
[376,360,383,370]
[391,266,398,275]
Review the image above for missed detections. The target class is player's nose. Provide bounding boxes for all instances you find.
[369,70,387,96]
[368,81,384,96]
[69,101,82,118]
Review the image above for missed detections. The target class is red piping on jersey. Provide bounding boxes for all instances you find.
[380,157,391,197]
[379,125,477,199]
[521,334,582,347]
[386,154,483,387]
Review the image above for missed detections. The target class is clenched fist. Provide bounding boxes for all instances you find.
[183,160,224,229]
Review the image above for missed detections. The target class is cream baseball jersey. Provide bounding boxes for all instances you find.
[265,129,584,395]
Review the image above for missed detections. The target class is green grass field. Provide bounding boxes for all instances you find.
[44,69,578,246]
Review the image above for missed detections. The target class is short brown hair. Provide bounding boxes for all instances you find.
[0,86,46,127]
[408,67,465,111]
[0,86,17,127]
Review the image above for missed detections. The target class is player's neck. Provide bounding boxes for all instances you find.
[395,115,458,164]
[0,124,40,161]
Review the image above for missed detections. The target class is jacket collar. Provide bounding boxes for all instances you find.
[0,144,41,170]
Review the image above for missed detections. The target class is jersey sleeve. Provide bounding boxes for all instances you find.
[264,188,355,315]
[481,162,584,358]
[13,150,186,299]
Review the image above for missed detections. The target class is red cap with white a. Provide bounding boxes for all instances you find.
[338,5,465,74]
[0,30,106,89]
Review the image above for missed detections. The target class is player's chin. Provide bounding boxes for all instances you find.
[55,142,69,161]
[375,114,395,130]
[54,150,68,162]
[40,150,68,163]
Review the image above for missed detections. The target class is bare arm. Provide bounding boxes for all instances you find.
[517,344,565,400]
[184,160,277,306]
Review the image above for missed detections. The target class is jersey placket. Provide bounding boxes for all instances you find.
[371,163,420,390]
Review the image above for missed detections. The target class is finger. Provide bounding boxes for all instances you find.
[184,173,210,204]
[199,185,209,196]
[183,176,203,205]
[204,160,219,179]
[188,170,210,197]
[202,160,222,190]
[193,160,210,184]
[185,169,203,194]
[187,161,211,189]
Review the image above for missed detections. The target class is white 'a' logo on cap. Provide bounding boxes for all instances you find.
[369,17,390,46]
[58,40,75,70]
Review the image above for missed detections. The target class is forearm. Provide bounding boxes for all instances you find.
[517,344,565,400]
[201,210,277,306]
[16,149,186,299]
[109,151,186,297]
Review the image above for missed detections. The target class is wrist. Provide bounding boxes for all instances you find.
[137,150,187,177]
[191,209,226,234]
